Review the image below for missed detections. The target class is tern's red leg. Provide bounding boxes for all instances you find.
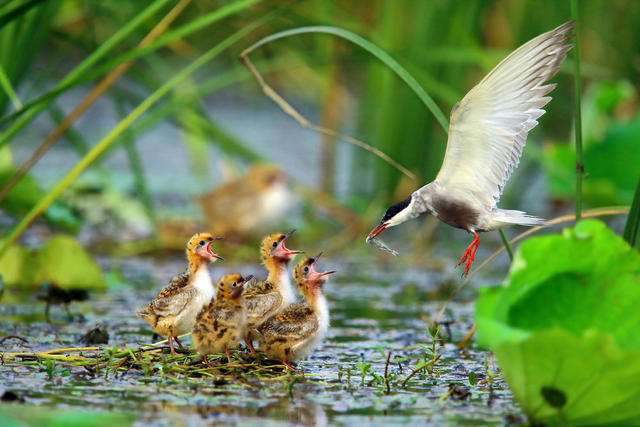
[457,232,480,275]
[244,337,257,356]
[174,336,185,350]
[226,348,234,367]
[168,336,179,356]
[282,360,296,372]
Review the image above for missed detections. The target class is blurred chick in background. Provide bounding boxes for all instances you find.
[197,164,292,241]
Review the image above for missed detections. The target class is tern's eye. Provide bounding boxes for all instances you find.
[199,240,206,246]
[303,266,309,273]
[272,242,278,248]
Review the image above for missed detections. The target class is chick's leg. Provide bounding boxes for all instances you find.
[168,336,179,356]
[226,348,234,367]
[244,337,257,356]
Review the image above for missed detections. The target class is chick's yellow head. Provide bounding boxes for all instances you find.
[293,253,335,295]
[216,273,250,300]
[186,232,223,261]
[293,257,315,287]
[259,230,302,263]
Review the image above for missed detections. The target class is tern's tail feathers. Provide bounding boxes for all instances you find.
[489,209,546,228]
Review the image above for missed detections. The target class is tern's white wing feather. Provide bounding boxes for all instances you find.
[434,21,574,210]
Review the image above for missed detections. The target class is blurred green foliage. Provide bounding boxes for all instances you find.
[542,81,640,206]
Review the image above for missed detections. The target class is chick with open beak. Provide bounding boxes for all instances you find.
[136,233,223,355]
[257,253,335,371]
[242,230,304,355]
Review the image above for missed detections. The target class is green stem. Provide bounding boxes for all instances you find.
[0,0,173,147]
[241,26,449,134]
[0,0,263,130]
[498,229,513,260]
[47,103,90,156]
[623,177,640,249]
[571,1,584,221]
[0,64,22,109]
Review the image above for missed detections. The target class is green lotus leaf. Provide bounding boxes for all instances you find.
[33,235,105,291]
[0,242,33,287]
[476,219,640,425]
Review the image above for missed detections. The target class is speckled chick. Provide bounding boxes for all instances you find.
[192,273,252,366]
[136,233,223,355]
[257,253,335,371]
[242,230,302,354]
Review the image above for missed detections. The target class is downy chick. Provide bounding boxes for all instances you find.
[136,233,223,355]
[242,230,302,354]
[257,253,335,371]
[192,273,252,366]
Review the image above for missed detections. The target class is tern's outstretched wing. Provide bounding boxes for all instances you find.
[433,21,573,210]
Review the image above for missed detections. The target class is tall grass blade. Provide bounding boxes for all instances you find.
[0,19,266,255]
[623,178,640,249]
[0,0,172,147]
[71,0,263,88]
[0,0,263,131]
[498,229,513,260]
[0,0,47,30]
[47,104,90,156]
[0,65,21,109]
[0,0,192,204]
[571,0,584,220]
[242,26,450,133]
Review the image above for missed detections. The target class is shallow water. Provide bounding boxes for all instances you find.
[0,258,521,425]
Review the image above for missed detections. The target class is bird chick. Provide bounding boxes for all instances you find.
[242,230,303,354]
[192,273,252,366]
[136,232,223,355]
[257,253,335,371]
[197,164,291,240]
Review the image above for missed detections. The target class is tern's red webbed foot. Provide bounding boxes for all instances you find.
[458,232,480,275]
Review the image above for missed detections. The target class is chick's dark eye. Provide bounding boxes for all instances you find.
[303,266,309,273]
[272,242,278,248]
[199,240,205,246]
[232,282,237,287]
